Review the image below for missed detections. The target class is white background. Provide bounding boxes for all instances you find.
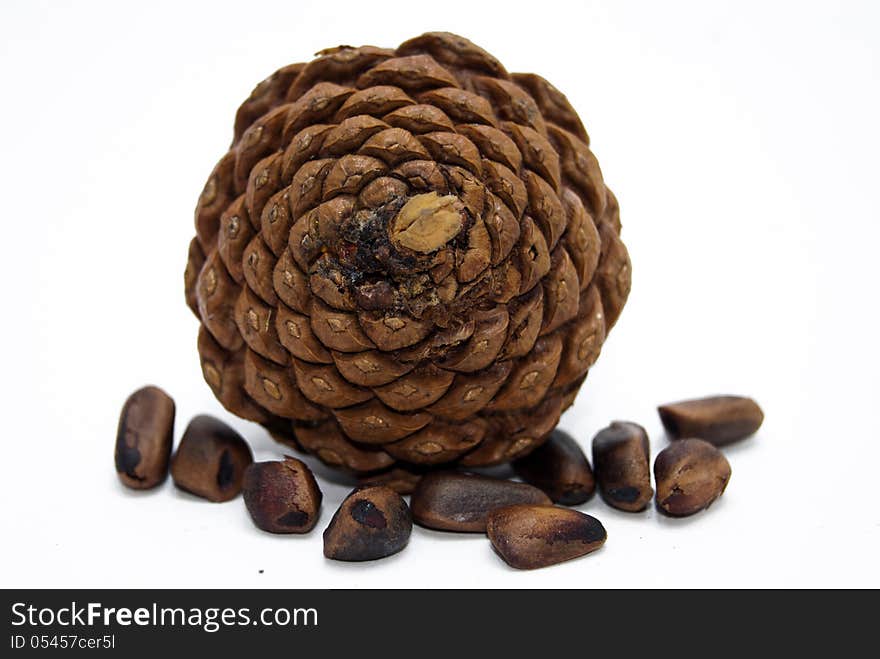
[1,0,878,588]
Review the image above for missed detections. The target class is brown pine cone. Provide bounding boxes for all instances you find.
[184,32,631,478]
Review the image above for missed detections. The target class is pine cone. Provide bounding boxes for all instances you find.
[184,32,631,479]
